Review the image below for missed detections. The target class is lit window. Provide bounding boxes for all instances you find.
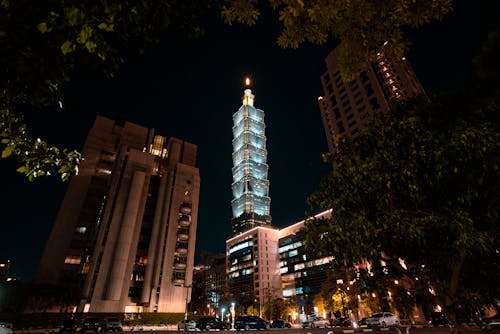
[64,256,81,265]
[294,263,305,271]
[76,226,87,234]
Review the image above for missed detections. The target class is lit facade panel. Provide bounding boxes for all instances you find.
[231,162,268,182]
[231,88,271,235]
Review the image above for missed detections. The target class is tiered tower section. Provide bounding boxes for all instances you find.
[231,86,271,235]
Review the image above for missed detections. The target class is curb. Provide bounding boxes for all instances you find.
[327,327,405,334]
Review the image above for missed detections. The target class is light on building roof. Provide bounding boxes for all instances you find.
[318,96,323,100]
[245,77,251,87]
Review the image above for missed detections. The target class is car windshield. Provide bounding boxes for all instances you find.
[372,313,383,318]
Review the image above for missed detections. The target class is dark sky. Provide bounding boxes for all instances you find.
[1,1,498,281]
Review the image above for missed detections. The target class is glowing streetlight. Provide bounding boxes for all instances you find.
[230,302,236,329]
[183,284,192,333]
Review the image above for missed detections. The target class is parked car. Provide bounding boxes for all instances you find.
[365,312,400,328]
[0,322,13,334]
[330,317,352,327]
[430,312,450,326]
[60,319,79,332]
[178,320,197,331]
[81,318,100,332]
[270,320,291,328]
[357,317,369,327]
[196,317,229,330]
[302,317,329,328]
[484,315,500,328]
[101,318,122,332]
[234,316,269,330]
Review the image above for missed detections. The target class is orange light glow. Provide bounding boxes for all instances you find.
[245,77,251,86]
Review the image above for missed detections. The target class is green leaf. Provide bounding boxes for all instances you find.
[61,40,74,55]
[85,41,97,52]
[2,145,14,158]
[16,166,28,174]
[66,7,81,26]
[36,22,49,33]
[98,22,114,32]
[77,25,92,44]
[1,138,9,144]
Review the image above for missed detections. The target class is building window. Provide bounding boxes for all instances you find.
[76,226,87,234]
[64,256,81,265]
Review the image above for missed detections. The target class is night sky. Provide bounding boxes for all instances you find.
[1,1,498,281]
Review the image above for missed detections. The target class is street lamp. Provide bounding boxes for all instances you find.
[230,302,236,329]
[221,307,226,322]
[184,284,192,334]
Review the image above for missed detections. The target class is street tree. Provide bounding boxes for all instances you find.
[304,93,500,332]
[1,0,210,180]
[221,0,452,80]
[2,0,454,181]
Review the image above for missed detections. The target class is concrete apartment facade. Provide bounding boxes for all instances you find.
[226,226,282,311]
[318,46,426,155]
[35,115,200,313]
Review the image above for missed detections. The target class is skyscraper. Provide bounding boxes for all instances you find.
[318,46,426,156]
[231,82,271,235]
[227,82,280,314]
[34,116,200,313]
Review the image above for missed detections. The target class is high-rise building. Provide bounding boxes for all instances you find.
[191,253,227,315]
[227,83,279,314]
[226,226,282,314]
[231,84,271,235]
[278,210,334,316]
[318,46,426,156]
[34,116,200,313]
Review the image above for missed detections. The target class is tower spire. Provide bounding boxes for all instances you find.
[242,77,254,106]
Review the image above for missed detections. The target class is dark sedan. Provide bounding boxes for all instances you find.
[196,317,230,330]
[235,316,269,330]
[271,320,291,328]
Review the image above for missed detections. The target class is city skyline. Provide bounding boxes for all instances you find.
[0,1,498,281]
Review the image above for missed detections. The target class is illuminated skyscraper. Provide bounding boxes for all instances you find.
[231,83,271,235]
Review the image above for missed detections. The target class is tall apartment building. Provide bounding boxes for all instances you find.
[35,116,200,313]
[318,46,426,155]
[231,84,271,235]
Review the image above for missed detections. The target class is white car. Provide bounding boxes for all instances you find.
[365,312,400,327]
[0,323,13,334]
[302,317,330,328]
[178,320,197,331]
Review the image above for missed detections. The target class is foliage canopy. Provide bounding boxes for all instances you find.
[221,0,453,80]
[1,0,454,181]
[305,93,500,323]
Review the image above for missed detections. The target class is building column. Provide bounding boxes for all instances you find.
[141,172,168,304]
[105,170,145,301]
